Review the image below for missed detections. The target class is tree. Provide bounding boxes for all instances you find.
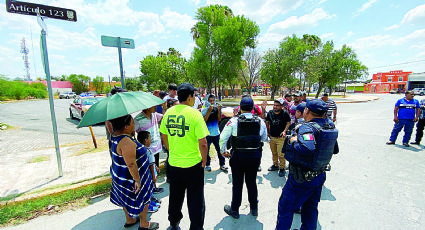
[188,5,259,93]
[307,41,368,98]
[67,74,89,94]
[92,76,105,94]
[260,49,296,100]
[140,48,186,91]
[125,77,144,91]
[112,76,120,82]
[279,35,308,89]
[240,48,261,94]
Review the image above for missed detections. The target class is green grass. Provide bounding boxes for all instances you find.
[0,180,111,226]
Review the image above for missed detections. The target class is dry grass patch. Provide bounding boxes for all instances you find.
[71,138,109,156]
[27,155,50,163]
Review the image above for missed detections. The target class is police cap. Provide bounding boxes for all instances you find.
[240,96,254,111]
[296,102,306,113]
[306,99,328,115]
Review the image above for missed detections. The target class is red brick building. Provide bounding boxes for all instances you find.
[364,70,411,93]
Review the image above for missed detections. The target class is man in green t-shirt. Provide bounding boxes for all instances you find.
[160,82,209,230]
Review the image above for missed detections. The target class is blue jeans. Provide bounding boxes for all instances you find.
[276,173,326,230]
[206,135,225,167]
[389,119,414,143]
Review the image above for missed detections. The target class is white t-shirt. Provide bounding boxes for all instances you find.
[193,96,202,109]
[163,94,178,102]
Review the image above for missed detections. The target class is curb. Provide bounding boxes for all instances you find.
[0,177,112,207]
[0,160,168,206]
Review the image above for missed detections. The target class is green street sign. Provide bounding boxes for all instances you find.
[101,35,135,49]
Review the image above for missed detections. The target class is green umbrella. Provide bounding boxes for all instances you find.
[77,91,164,128]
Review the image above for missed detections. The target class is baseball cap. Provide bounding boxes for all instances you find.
[275,98,285,105]
[159,91,167,98]
[296,102,306,113]
[177,82,197,92]
[293,92,301,97]
[306,99,328,115]
[284,93,292,98]
[240,96,254,111]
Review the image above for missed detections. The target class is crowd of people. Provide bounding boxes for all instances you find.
[106,83,339,230]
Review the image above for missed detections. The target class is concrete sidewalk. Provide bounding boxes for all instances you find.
[0,94,378,199]
[8,94,424,230]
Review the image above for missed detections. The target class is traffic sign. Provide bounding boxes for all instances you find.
[101,35,135,49]
[6,0,77,22]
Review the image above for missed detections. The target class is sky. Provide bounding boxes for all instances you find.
[1,0,425,81]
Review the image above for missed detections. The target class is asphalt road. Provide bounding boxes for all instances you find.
[2,94,425,229]
[0,98,107,136]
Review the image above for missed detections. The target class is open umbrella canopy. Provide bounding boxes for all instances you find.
[77,91,164,128]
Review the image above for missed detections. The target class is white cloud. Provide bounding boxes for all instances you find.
[160,8,196,31]
[135,42,160,55]
[207,0,305,24]
[182,42,196,58]
[47,26,98,51]
[353,0,377,18]
[385,24,400,30]
[346,31,354,37]
[320,32,334,40]
[192,0,201,6]
[52,0,144,26]
[267,8,335,33]
[135,13,165,38]
[401,4,425,25]
[350,29,425,51]
[258,33,287,51]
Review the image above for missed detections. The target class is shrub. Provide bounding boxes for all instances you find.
[0,79,48,100]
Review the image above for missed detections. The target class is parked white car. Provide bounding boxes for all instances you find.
[59,92,76,99]
[413,88,425,96]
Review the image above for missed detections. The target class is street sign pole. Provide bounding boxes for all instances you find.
[7,0,77,178]
[40,28,63,177]
[117,37,125,89]
[101,35,134,90]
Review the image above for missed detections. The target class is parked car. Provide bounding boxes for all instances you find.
[390,88,405,94]
[59,92,76,99]
[413,88,425,96]
[79,92,93,97]
[69,96,105,120]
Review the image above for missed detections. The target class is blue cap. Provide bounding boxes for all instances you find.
[240,97,254,111]
[296,102,306,113]
[306,99,328,115]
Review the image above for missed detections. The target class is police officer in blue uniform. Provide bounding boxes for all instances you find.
[276,99,339,230]
[220,96,268,218]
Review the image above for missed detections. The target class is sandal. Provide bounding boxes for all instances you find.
[138,221,159,230]
[124,216,139,228]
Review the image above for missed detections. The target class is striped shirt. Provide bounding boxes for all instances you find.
[325,99,337,119]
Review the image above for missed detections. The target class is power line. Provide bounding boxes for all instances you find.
[369,59,425,70]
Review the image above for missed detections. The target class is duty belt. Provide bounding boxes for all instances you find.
[289,165,325,182]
